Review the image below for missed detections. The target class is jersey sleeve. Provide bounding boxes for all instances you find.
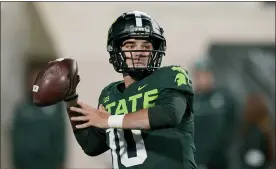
[74,127,109,156]
[157,65,194,96]
[72,84,117,157]
[73,99,109,156]
[148,89,187,129]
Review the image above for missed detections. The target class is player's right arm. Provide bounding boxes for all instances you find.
[64,73,109,156]
[66,99,109,156]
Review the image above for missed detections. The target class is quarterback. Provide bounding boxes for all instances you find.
[65,11,197,169]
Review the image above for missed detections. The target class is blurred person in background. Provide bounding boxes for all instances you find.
[238,93,275,169]
[10,55,67,169]
[192,59,238,169]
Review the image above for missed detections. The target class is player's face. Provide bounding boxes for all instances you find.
[121,39,153,68]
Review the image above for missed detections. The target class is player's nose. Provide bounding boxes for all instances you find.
[132,51,143,59]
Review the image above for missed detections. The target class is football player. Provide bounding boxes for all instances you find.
[65,11,197,169]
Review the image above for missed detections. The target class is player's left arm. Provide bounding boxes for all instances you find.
[119,66,192,130]
[121,89,187,130]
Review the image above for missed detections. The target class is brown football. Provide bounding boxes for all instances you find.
[32,58,78,107]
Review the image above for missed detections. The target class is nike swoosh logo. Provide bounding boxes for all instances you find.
[138,84,148,91]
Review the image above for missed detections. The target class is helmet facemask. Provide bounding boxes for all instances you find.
[109,37,165,80]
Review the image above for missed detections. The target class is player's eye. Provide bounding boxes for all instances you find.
[124,44,135,50]
[142,45,152,50]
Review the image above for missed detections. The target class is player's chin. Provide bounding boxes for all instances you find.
[131,64,147,68]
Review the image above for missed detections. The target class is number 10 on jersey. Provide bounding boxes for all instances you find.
[106,128,148,168]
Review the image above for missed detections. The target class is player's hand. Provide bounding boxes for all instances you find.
[70,101,110,129]
[64,74,80,102]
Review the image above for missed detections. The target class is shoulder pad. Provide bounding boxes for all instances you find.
[98,81,122,105]
[153,65,194,95]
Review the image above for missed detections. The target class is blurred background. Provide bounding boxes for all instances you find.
[1,2,275,169]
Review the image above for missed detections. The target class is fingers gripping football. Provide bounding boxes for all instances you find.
[61,59,80,101]
[32,58,80,107]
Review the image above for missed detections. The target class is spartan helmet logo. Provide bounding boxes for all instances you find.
[171,66,192,86]
[129,25,151,33]
[175,73,187,87]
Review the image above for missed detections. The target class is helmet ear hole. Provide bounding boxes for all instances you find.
[109,58,113,64]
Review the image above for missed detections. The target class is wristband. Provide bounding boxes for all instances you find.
[108,115,125,128]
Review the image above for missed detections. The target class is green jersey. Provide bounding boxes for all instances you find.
[98,65,196,169]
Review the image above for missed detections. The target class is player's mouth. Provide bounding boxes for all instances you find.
[133,62,146,67]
